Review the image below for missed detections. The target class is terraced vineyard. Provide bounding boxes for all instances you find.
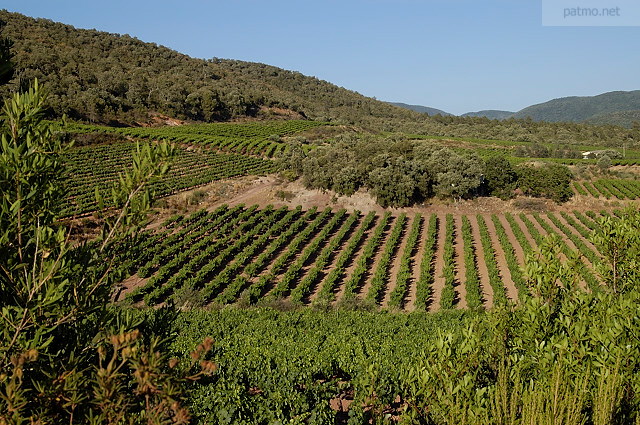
[118,204,610,311]
[66,120,328,157]
[573,179,640,200]
[63,142,275,215]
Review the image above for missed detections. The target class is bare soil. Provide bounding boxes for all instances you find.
[482,214,518,302]
[468,216,494,309]
[357,217,395,300]
[404,216,427,311]
[332,216,379,304]
[452,216,468,309]
[118,172,640,311]
[429,215,447,312]
[382,216,413,308]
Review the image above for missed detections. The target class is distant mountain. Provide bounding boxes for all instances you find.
[388,102,452,116]
[513,91,640,125]
[585,110,640,128]
[461,110,514,120]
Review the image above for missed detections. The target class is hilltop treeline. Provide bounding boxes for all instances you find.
[0,10,417,126]
[1,10,639,146]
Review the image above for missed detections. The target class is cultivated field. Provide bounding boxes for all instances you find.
[117,204,611,311]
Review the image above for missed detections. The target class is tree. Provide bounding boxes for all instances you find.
[592,208,640,294]
[0,19,13,86]
[483,156,517,199]
[0,82,213,423]
[597,154,612,173]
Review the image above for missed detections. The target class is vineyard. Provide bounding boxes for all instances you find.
[118,204,611,311]
[573,179,640,200]
[63,142,275,215]
[65,120,328,157]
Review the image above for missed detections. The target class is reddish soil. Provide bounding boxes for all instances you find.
[428,215,447,312]
[122,171,640,311]
[452,216,468,309]
[497,215,526,264]
[483,214,518,302]
[114,274,149,303]
[468,216,494,308]
[554,213,602,260]
[333,217,379,304]
[512,214,538,254]
[306,215,361,302]
[404,216,427,311]
[357,217,395,300]
[382,216,413,308]
[263,215,334,298]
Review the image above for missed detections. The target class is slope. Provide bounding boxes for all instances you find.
[513,90,640,123]
[0,10,423,126]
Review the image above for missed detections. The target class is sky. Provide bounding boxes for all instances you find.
[3,0,639,115]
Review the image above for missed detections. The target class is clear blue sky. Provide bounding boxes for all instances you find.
[3,0,639,115]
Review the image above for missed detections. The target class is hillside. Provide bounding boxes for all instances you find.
[513,90,640,124]
[461,110,514,120]
[585,110,640,128]
[0,10,423,126]
[387,102,451,116]
[1,11,638,146]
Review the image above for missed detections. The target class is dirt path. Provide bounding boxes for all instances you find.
[525,213,550,239]
[468,216,493,309]
[332,217,379,304]
[382,216,413,308]
[256,213,328,297]
[429,214,447,312]
[452,216,468,309]
[555,213,602,259]
[497,215,526,265]
[483,214,518,303]
[290,216,348,301]
[114,274,149,302]
[512,214,539,253]
[539,214,598,273]
[405,216,428,311]
[357,217,396,300]
[538,215,583,259]
[307,215,363,303]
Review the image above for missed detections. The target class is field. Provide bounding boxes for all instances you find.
[573,179,640,200]
[65,120,328,157]
[62,142,276,216]
[117,203,610,311]
[57,119,639,311]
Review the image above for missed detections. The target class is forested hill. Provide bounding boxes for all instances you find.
[461,110,515,120]
[1,11,638,145]
[387,102,452,116]
[513,90,640,125]
[0,10,423,126]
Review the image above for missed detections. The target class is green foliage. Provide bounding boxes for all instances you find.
[0,20,13,86]
[461,216,483,309]
[62,141,274,215]
[476,215,508,307]
[293,136,486,206]
[516,163,574,203]
[439,214,457,309]
[0,82,212,423]
[414,214,438,310]
[388,214,422,310]
[592,208,640,294]
[2,10,639,149]
[67,119,322,157]
[365,213,406,304]
[483,156,517,199]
